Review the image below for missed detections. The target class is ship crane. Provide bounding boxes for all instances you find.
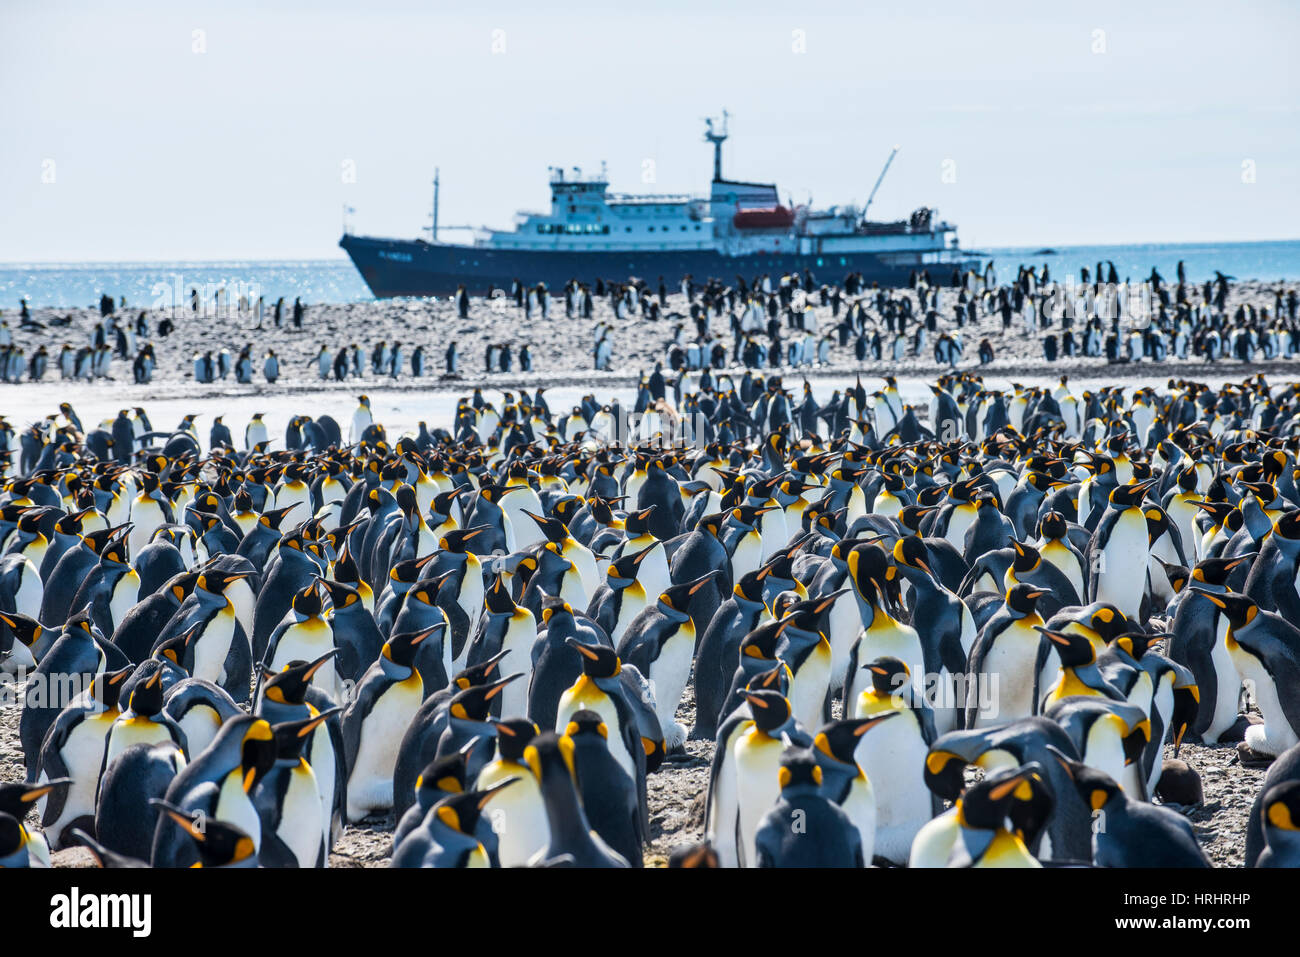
[861,145,900,224]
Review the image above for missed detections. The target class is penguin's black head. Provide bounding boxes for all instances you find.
[1193,588,1258,631]
[847,542,895,604]
[439,526,486,554]
[270,709,338,761]
[494,718,540,763]
[391,551,438,585]
[958,764,1043,832]
[777,748,823,791]
[1035,626,1096,668]
[1275,509,1300,541]
[740,618,788,662]
[864,656,909,695]
[563,709,609,745]
[523,509,567,545]
[1111,631,1161,662]
[0,777,72,819]
[292,581,324,618]
[239,719,277,793]
[624,505,658,537]
[1191,499,1234,527]
[415,750,470,799]
[745,662,789,697]
[0,811,23,858]
[922,742,976,803]
[899,503,937,531]
[668,840,720,868]
[126,663,166,717]
[318,577,362,610]
[814,712,900,764]
[1008,537,1044,574]
[891,534,932,575]
[1037,510,1068,541]
[450,648,512,692]
[524,731,578,785]
[261,650,337,706]
[1005,583,1047,616]
[743,689,792,734]
[483,573,517,616]
[0,611,42,655]
[783,589,848,634]
[659,570,719,614]
[427,488,460,524]
[151,799,257,868]
[566,637,620,679]
[1262,780,1300,837]
[1047,745,1121,814]
[1108,479,1156,508]
[383,622,444,669]
[92,664,134,711]
[449,673,521,722]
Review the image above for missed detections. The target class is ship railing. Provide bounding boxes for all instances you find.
[605,192,697,204]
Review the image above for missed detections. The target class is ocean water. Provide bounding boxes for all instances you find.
[977,239,1300,287]
[2,239,1297,310]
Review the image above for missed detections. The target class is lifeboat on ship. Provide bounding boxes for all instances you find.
[732,205,795,229]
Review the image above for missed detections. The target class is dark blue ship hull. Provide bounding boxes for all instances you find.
[340,234,981,297]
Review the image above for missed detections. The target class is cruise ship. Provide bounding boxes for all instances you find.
[340,115,983,297]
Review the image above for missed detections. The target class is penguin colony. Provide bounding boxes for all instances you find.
[7,267,1298,389]
[5,372,1300,869]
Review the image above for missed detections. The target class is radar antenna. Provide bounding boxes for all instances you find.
[703,110,730,182]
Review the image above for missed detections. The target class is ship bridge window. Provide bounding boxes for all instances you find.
[537,223,610,235]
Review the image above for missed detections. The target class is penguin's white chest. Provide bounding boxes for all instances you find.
[973,620,1042,726]
[104,717,175,767]
[270,619,340,701]
[13,558,43,619]
[177,704,224,758]
[788,641,832,731]
[108,569,140,631]
[909,806,961,868]
[1233,647,1300,757]
[279,763,325,867]
[557,680,629,778]
[347,675,424,818]
[1206,616,1240,742]
[42,710,117,842]
[498,612,538,719]
[944,506,977,550]
[192,605,238,686]
[1095,510,1150,618]
[733,732,784,867]
[216,768,263,850]
[477,762,548,868]
[649,622,695,735]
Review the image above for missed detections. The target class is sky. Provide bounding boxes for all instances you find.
[1,0,1297,261]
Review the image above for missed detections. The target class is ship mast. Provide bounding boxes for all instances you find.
[703,110,729,182]
[425,168,440,243]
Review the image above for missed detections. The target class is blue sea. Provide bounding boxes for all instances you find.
[2,239,1297,309]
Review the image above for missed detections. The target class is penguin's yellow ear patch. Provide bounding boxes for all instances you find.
[1090,789,1108,811]
[1268,801,1298,831]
